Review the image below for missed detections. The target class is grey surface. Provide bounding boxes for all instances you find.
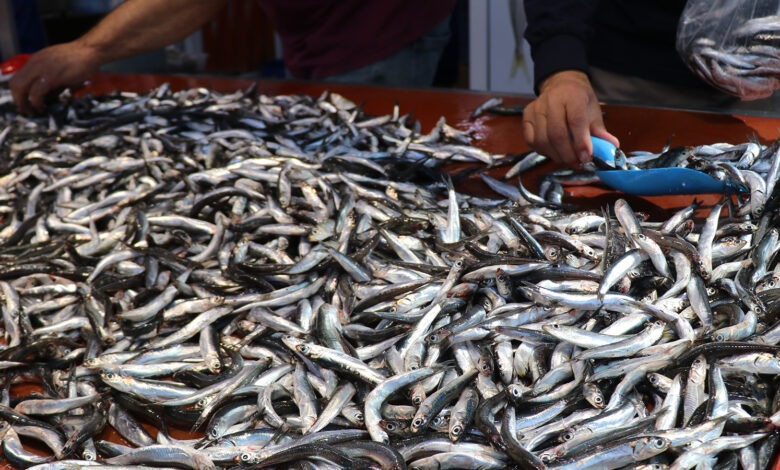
[0,0,20,60]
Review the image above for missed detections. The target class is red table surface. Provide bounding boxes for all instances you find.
[4,73,780,468]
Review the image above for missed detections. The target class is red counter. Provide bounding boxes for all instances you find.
[80,73,780,215]
[6,73,780,466]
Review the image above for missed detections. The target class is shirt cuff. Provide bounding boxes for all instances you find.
[531,34,590,95]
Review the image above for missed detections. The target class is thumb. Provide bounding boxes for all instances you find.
[590,118,620,149]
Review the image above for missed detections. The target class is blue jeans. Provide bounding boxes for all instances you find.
[321,16,451,87]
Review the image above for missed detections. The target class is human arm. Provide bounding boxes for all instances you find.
[520,0,619,168]
[10,0,228,114]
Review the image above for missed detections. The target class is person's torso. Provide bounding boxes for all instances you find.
[588,0,702,87]
[256,0,455,79]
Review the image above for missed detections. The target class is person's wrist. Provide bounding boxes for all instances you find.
[73,38,108,69]
[539,70,590,93]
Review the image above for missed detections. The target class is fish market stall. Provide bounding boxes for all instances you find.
[0,73,779,469]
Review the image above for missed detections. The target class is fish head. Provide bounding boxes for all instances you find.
[410,387,425,406]
[632,436,670,459]
[236,452,258,465]
[538,450,556,464]
[425,329,450,345]
[82,447,97,461]
[476,349,493,376]
[544,246,560,262]
[506,383,527,402]
[583,382,604,408]
[689,355,708,383]
[83,358,102,369]
[647,373,664,387]
[410,415,427,432]
[380,419,409,436]
[582,245,598,260]
[280,335,307,354]
[207,426,223,441]
[100,371,124,385]
[345,408,364,426]
[429,414,449,431]
[757,273,780,292]
[449,423,464,441]
[560,426,578,442]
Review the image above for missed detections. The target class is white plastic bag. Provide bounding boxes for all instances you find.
[676,0,780,101]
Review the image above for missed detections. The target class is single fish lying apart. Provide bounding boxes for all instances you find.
[0,85,780,470]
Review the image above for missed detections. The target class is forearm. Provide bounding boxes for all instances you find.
[524,0,598,94]
[77,0,228,64]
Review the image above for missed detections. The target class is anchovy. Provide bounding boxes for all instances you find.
[0,83,777,470]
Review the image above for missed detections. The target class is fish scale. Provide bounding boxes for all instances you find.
[0,86,779,469]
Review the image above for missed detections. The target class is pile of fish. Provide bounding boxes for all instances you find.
[679,11,780,100]
[0,84,780,470]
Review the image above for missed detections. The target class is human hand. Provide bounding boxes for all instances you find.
[522,70,619,168]
[10,41,101,115]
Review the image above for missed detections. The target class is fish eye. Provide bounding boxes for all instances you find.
[594,396,602,403]
[715,334,725,341]
[296,345,309,354]
[104,373,116,380]
[409,364,419,370]
[386,422,396,431]
[412,396,422,405]
[636,234,646,240]
[551,324,560,329]
[451,425,462,435]
[427,334,438,343]
[355,413,363,421]
[210,429,219,438]
[654,438,665,447]
[240,453,251,462]
[563,432,573,441]
[413,418,424,427]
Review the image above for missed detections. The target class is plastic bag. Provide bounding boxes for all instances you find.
[676,0,780,101]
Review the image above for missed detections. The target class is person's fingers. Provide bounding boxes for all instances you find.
[9,70,35,115]
[546,99,578,168]
[588,101,620,149]
[591,126,620,149]
[522,105,537,148]
[565,98,592,165]
[531,110,554,163]
[28,76,52,112]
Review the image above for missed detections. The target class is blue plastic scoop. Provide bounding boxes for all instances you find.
[590,137,746,196]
